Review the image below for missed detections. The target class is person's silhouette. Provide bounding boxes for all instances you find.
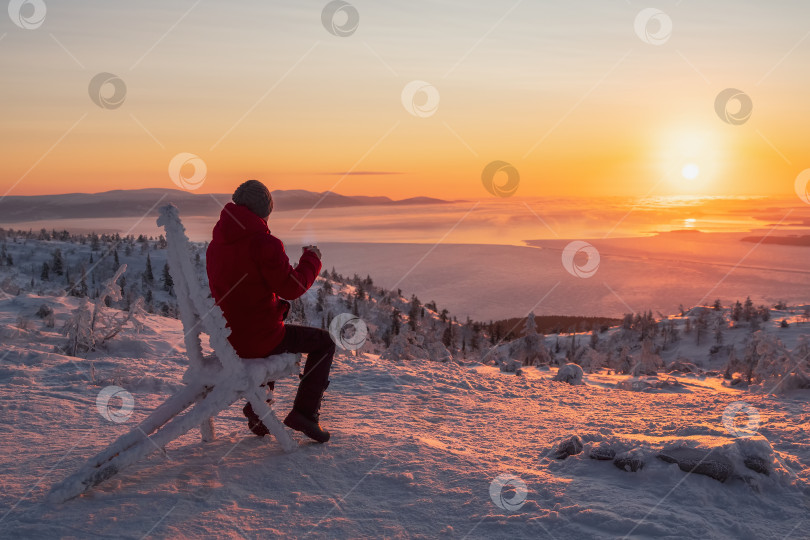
[207,180,334,443]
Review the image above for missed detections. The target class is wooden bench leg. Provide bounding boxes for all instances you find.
[246,389,297,453]
[82,382,210,471]
[200,417,216,442]
[50,382,235,503]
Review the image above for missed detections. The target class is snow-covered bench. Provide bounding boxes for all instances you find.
[48,204,300,503]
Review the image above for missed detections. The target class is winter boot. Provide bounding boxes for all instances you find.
[285,376,330,443]
[283,409,330,443]
[242,402,270,437]
[242,382,277,437]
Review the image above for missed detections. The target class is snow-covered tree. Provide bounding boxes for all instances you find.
[288,299,307,324]
[743,296,754,322]
[52,249,64,276]
[525,311,537,336]
[695,311,709,345]
[511,312,552,366]
[750,331,793,383]
[322,279,333,296]
[144,289,154,313]
[724,331,802,387]
[144,253,154,285]
[723,347,739,379]
[589,328,599,349]
[631,339,663,376]
[408,294,421,331]
[731,301,743,322]
[161,262,174,293]
[442,323,453,349]
[62,298,94,356]
[380,329,451,363]
[77,265,89,297]
[793,335,810,364]
[661,319,680,347]
[391,307,401,335]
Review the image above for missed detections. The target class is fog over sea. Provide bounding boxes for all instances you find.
[3,195,808,320]
[5,195,805,243]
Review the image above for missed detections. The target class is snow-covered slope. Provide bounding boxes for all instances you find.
[0,293,808,539]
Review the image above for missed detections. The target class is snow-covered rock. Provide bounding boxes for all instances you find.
[553,363,584,385]
[499,357,523,375]
[616,375,683,393]
[553,435,584,460]
[657,447,734,482]
[614,448,645,472]
[667,359,701,374]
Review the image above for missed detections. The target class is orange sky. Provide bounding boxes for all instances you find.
[1,2,808,200]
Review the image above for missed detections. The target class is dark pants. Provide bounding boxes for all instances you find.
[267,324,335,417]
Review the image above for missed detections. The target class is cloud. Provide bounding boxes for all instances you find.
[317,171,404,176]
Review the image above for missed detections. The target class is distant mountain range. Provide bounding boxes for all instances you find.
[741,234,810,247]
[0,188,455,222]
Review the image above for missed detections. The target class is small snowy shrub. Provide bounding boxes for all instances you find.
[61,264,144,356]
[16,316,32,330]
[499,357,523,375]
[35,304,53,319]
[631,339,664,376]
[62,298,94,356]
[581,349,606,373]
[724,331,810,390]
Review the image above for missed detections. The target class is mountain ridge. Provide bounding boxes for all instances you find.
[0,188,459,222]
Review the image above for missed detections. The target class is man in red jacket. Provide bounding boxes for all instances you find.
[207,180,334,443]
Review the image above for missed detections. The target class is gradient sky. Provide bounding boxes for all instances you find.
[1,0,809,200]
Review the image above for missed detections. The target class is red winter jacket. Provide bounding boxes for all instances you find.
[206,202,322,358]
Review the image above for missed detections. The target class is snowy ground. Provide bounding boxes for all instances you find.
[0,295,808,539]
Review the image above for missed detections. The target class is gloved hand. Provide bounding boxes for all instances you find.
[303,245,322,260]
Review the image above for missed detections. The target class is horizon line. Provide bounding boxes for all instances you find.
[0,188,799,203]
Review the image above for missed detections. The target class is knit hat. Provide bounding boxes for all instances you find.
[232,179,273,218]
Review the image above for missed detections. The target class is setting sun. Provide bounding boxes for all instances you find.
[682,163,700,180]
